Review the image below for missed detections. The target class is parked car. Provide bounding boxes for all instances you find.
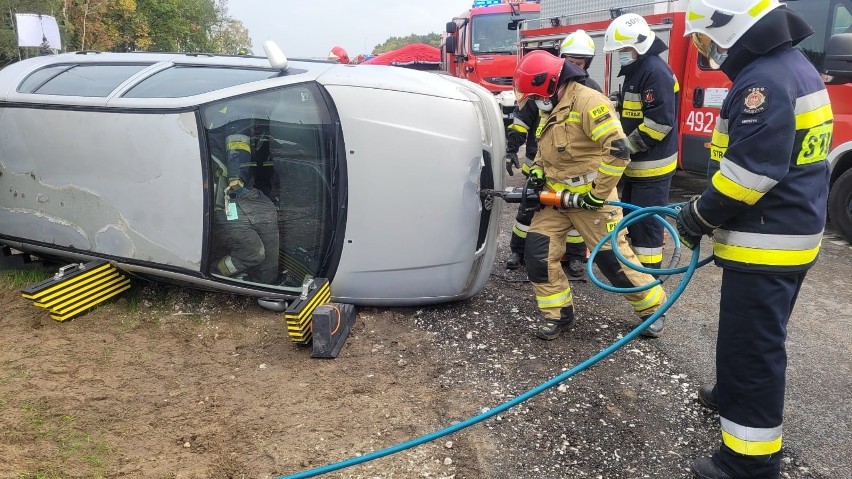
[0,43,505,306]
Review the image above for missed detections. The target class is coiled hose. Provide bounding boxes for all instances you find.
[276,201,714,479]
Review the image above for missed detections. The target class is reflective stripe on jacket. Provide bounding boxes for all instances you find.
[698,47,831,273]
[618,54,679,180]
[534,82,628,200]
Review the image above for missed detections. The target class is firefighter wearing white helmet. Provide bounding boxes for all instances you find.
[677,1,831,478]
[602,14,680,307]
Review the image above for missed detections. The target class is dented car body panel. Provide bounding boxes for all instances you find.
[0,52,505,305]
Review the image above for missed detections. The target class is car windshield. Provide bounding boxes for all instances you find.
[471,12,535,54]
[201,83,342,292]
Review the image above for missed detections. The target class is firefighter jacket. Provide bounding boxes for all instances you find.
[507,76,603,169]
[697,45,831,274]
[617,38,679,180]
[533,81,630,200]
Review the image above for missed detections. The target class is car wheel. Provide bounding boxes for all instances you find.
[828,167,852,243]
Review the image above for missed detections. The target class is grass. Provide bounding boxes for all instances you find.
[15,402,113,478]
[0,269,54,289]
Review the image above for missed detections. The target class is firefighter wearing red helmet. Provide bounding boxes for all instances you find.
[327,46,350,64]
[513,50,667,341]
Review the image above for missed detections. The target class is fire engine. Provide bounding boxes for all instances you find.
[518,0,852,242]
[442,0,542,121]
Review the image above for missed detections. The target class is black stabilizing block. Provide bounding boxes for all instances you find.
[310,303,356,359]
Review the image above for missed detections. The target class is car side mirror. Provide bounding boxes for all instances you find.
[446,21,458,34]
[825,32,852,83]
[445,36,457,55]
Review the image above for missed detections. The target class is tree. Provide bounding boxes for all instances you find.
[373,32,441,54]
[0,0,250,67]
[209,17,250,55]
[0,0,63,66]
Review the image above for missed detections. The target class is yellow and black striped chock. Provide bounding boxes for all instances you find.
[21,260,131,321]
[284,277,330,345]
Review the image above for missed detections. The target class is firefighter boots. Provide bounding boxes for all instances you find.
[698,384,718,410]
[535,306,575,340]
[506,252,524,270]
[639,313,665,338]
[567,258,585,278]
[691,457,732,479]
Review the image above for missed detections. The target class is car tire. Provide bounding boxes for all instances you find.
[828,167,852,243]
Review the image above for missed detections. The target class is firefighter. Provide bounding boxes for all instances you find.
[208,101,280,285]
[504,30,602,278]
[327,46,350,64]
[513,50,667,341]
[678,1,831,478]
[603,14,680,283]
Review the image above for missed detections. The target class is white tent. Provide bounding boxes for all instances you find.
[15,14,62,50]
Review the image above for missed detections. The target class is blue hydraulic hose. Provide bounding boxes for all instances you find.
[276,202,713,479]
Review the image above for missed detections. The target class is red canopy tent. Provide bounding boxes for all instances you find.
[362,43,441,70]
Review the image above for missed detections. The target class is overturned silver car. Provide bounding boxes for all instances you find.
[0,44,505,306]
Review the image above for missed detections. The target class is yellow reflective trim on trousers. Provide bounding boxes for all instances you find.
[521,163,532,175]
[512,225,528,238]
[598,162,626,177]
[713,242,821,266]
[227,141,250,153]
[749,0,772,17]
[537,289,573,309]
[624,159,677,178]
[795,104,833,130]
[591,120,618,141]
[638,123,667,141]
[566,236,584,244]
[711,171,765,205]
[509,123,529,134]
[635,252,663,264]
[722,430,782,456]
[629,285,664,312]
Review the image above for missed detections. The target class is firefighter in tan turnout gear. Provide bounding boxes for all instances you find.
[513,50,667,340]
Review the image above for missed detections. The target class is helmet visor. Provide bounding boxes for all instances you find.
[515,88,529,109]
[690,33,713,59]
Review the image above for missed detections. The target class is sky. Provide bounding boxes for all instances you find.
[225,0,474,59]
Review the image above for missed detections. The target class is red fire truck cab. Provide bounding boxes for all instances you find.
[442,0,542,121]
[519,0,852,241]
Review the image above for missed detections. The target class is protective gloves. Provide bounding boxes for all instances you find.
[578,191,605,210]
[675,197,716,250]
[529,168,546,188]
[505,152,521,176]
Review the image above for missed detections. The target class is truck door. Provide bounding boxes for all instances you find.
[677,44,731,176]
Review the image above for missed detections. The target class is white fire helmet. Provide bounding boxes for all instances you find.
[559,29,595,58]
[603,13,656,55]
[683,0,783,49]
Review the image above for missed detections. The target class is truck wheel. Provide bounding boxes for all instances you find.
[828,168,852,243]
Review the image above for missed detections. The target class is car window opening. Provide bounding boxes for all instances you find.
[202,83,337,291]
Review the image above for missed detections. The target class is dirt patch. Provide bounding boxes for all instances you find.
[0,283,474,478]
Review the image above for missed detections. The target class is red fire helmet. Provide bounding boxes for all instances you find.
[513,50,565,107]
[328,46,350,64]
